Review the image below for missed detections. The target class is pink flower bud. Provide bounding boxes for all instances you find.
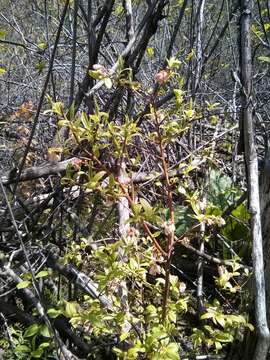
[154,69,170,85]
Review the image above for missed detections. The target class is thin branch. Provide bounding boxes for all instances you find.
[12,0,70,195]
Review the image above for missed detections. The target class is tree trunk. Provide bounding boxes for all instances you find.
[240,0,270,358]
[260,154,270,324]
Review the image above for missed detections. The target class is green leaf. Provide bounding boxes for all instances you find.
[0,67,6,75]
[174,89,184,108]
[146,47,155,57]
[184,109,194,119]
[37,42,47,50]
[222,202,250,245]
[89,70,102,79]
[17,280,31,289]
[120,332,129,342]
[15,345,30,353]
[31,348,43,358]
[140,198,151,210]
[215,315,226,328]
[47,308,62,318]
[165,343,179,360]
[35,61,45,73]
[214,341,222,350]
[24,323,40,337]
[52,101,64,116]
[246,323,255,331]
[92,171,106,183]
[39,325,50,338]
[140,198,153,218]
[132,203,142,217]
[65,301,79,318]
[39,342,50,349]
[104,77,113,89]
[201,312,214,320]
[207,169,233,209]
[264,23,270,31]
[168,310,177,323]
[228,314,245,324]
[69,101,75,121]
[129,257,139,270]
[173,205,195,236]
[167,57,181,69]
[0,29,7,38]
[258,56,270,63]
[58,119,69,127]
[215,332,233,342]
[36,270,49,278]
[176,298,188,312]
[146,304,158,316]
